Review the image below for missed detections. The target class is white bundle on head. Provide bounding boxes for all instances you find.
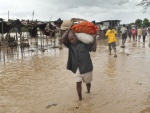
[75,33,94,44]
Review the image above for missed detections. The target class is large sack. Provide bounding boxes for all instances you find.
[71,21,98,35]
[61,20,73,30]
[75,33,94,44]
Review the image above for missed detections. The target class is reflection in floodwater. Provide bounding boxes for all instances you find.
[0,35,61,65]
[140,107,150,113]
[105,56,117,77]
[131,40,150,48]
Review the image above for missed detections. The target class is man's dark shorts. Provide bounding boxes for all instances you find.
[122,33,127,40]
[108,42,116,49]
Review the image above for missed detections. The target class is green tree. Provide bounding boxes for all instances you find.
[143,18,150,27]
[135,19,142,28]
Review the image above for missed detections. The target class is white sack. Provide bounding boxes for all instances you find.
[75,33,94,44]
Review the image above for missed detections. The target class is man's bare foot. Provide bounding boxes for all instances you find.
[86,91,90,93]
[79,96,83,101]
[79,98,83,101]
[114,55,117,57]
[121,45,125,48]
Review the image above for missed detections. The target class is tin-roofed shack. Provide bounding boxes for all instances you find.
[96,20,121,38]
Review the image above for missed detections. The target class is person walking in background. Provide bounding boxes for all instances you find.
[137,27,142,42]
[61,25,97,101]
[105,26,117,57]
[127,27,132,41]
[147,27,150,46]
[135,27,138,41]
[142,26,147,43]
[120,24,127,47]
[131,28,137,41]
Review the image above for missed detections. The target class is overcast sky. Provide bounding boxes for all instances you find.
[0,0,150,24]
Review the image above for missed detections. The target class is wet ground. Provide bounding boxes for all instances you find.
[0,37,150,113]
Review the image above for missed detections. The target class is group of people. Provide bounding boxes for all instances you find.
[127,26,149,43]
[105,25,150,58]
[120,25,150,45]
[61,23,150,101]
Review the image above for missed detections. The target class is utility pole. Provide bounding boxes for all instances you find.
[8,10,9,22]
[32,11,34,22]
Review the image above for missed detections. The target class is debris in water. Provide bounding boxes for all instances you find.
[46,102,57,108]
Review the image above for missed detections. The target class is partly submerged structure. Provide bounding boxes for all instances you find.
[95,20,121,38]
[96,20,121,30]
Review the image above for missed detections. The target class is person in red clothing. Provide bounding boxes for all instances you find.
[131,28,137,41]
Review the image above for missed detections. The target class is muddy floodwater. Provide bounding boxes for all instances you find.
[0,37,150,113]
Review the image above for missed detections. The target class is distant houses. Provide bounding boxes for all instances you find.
[95,20,121,38]
[96,20,121,30]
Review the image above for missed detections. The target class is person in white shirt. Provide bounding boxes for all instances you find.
[120,24,127,47]
[147,27,150,46]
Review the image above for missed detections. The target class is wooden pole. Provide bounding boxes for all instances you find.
[1,18,4,41]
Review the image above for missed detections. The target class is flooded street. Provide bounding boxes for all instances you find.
[0,37,150,113]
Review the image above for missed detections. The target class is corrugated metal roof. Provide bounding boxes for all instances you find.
[96,20,121,24]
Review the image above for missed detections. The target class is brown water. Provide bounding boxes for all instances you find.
[0,38,150,113]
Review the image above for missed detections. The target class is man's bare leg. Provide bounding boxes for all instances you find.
[114,48,117,57]
[109,44,111,55]
[76,82,82,101]
[86,83,91,93]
